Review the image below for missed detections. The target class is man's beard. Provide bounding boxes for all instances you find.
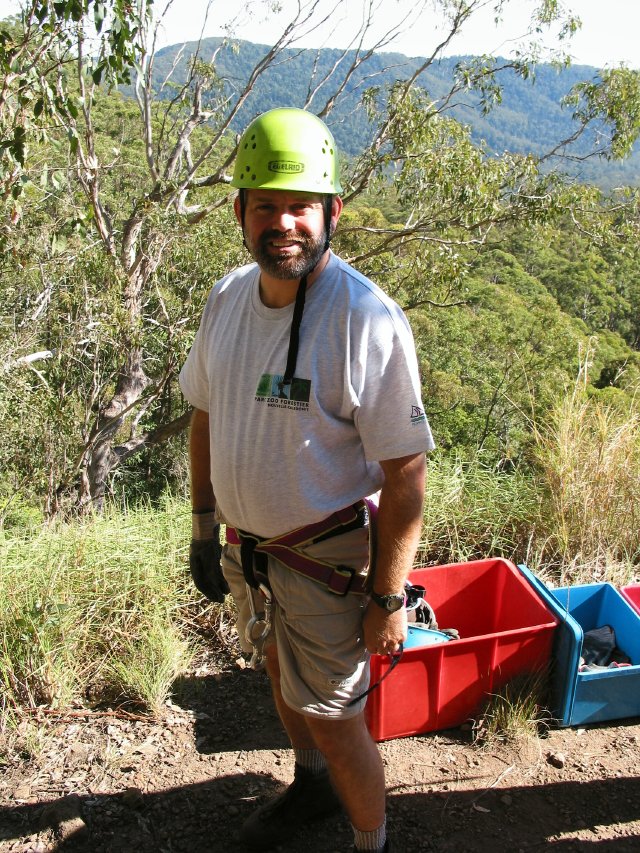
[248,229,326,280]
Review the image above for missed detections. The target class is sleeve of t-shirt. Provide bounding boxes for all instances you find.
[353,301,435,462]
[178,308,211,413]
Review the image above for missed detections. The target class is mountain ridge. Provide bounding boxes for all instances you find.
[150,37,639,190]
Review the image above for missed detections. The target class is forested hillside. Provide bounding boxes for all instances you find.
[2,80,638,511]
[150,39,640,190]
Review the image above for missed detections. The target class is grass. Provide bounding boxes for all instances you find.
[106,618,193,713]
[533,389,640,585]
[0,497,231,721]
[472,671,552,748]
[421,387,640,589]
[419,452,541,567]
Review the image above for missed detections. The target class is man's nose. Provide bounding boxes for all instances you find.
[273,209,296,231]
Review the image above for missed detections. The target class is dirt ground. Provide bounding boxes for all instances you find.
[1,639,639,853]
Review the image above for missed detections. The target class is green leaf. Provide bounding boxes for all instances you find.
[94,1,106,33]
[68,127,79,155]
[66,97,79,119]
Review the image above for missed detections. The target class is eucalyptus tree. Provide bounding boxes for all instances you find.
[3,0,640,514]
[0,1,149,203]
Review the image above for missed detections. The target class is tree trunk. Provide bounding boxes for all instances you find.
[83,344,148,511]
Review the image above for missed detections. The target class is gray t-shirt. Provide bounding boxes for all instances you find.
[179,252,435,537]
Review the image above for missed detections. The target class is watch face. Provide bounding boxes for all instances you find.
[373,592,405,612]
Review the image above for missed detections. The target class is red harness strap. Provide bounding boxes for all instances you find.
[226,502,369,596]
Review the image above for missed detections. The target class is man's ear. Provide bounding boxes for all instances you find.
[233,193,243,226]
[330,195,343,235]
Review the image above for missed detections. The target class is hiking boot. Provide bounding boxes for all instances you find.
[239,764,342,850]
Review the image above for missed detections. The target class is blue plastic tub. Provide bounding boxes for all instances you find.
[517,565,581,727]
[518,567,640,727]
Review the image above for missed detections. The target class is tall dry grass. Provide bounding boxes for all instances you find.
[419,453,541,567]
[533,388,640,584]
[2,406,639,750]
[0,499,223,720]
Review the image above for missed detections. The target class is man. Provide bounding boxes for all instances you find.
[179,108,435,853]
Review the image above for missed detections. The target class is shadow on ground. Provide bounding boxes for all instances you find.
[2,666,639,852]
[172,668,290,754]
[1,773,639,852]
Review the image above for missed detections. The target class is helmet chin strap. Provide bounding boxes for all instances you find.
[281,273,308,389]
[322,194,334,252]
[283,198,334,387]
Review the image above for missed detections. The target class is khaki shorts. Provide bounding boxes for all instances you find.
[221,526,371,720]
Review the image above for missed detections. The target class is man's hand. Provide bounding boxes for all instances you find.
[363,602,407,656]
[189,514,229,603]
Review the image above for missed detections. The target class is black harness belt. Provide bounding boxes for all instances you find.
[228,502,369,596]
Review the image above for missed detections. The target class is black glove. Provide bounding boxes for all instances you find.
[189,521,230,603]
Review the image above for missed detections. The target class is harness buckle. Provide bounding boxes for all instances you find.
[326,565,356,596]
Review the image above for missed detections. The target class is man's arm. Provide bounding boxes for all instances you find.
[189,407,215,513]
[363,451,426,655]
[187,407,229,602]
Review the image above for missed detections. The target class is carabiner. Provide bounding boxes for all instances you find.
[244,583,272,670]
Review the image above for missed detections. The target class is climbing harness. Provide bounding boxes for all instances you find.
[405,581,437,625]
[228,502,369,672]
[405,580,460,639]
[227,501,370,596]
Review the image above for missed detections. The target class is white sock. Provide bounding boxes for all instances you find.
[352,818,387,851]
[293,747,327,775]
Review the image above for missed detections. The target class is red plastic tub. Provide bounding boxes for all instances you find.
[620,584,640,616]
[364,558,558,741]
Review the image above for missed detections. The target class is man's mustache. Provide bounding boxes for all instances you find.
[260,230,310,244]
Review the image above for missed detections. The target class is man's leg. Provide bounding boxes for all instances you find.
[240,645,387,850]
[232,535,388,848]
[264,642,316,748]
[265,644,385,828]
[260,644,388,853]
[239,645,344,850]
[305,711,385,832]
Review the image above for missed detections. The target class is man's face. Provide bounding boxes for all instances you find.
[236,189,333,280]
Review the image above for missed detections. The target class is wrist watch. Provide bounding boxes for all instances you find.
[370,591,406,612]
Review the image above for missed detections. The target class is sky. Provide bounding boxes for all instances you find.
[0,0,638,69]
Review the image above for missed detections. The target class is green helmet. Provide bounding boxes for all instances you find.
[231,108,342,194]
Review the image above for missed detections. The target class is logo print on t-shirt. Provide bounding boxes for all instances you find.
[411,405,427,425]
[256,373,311,411]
